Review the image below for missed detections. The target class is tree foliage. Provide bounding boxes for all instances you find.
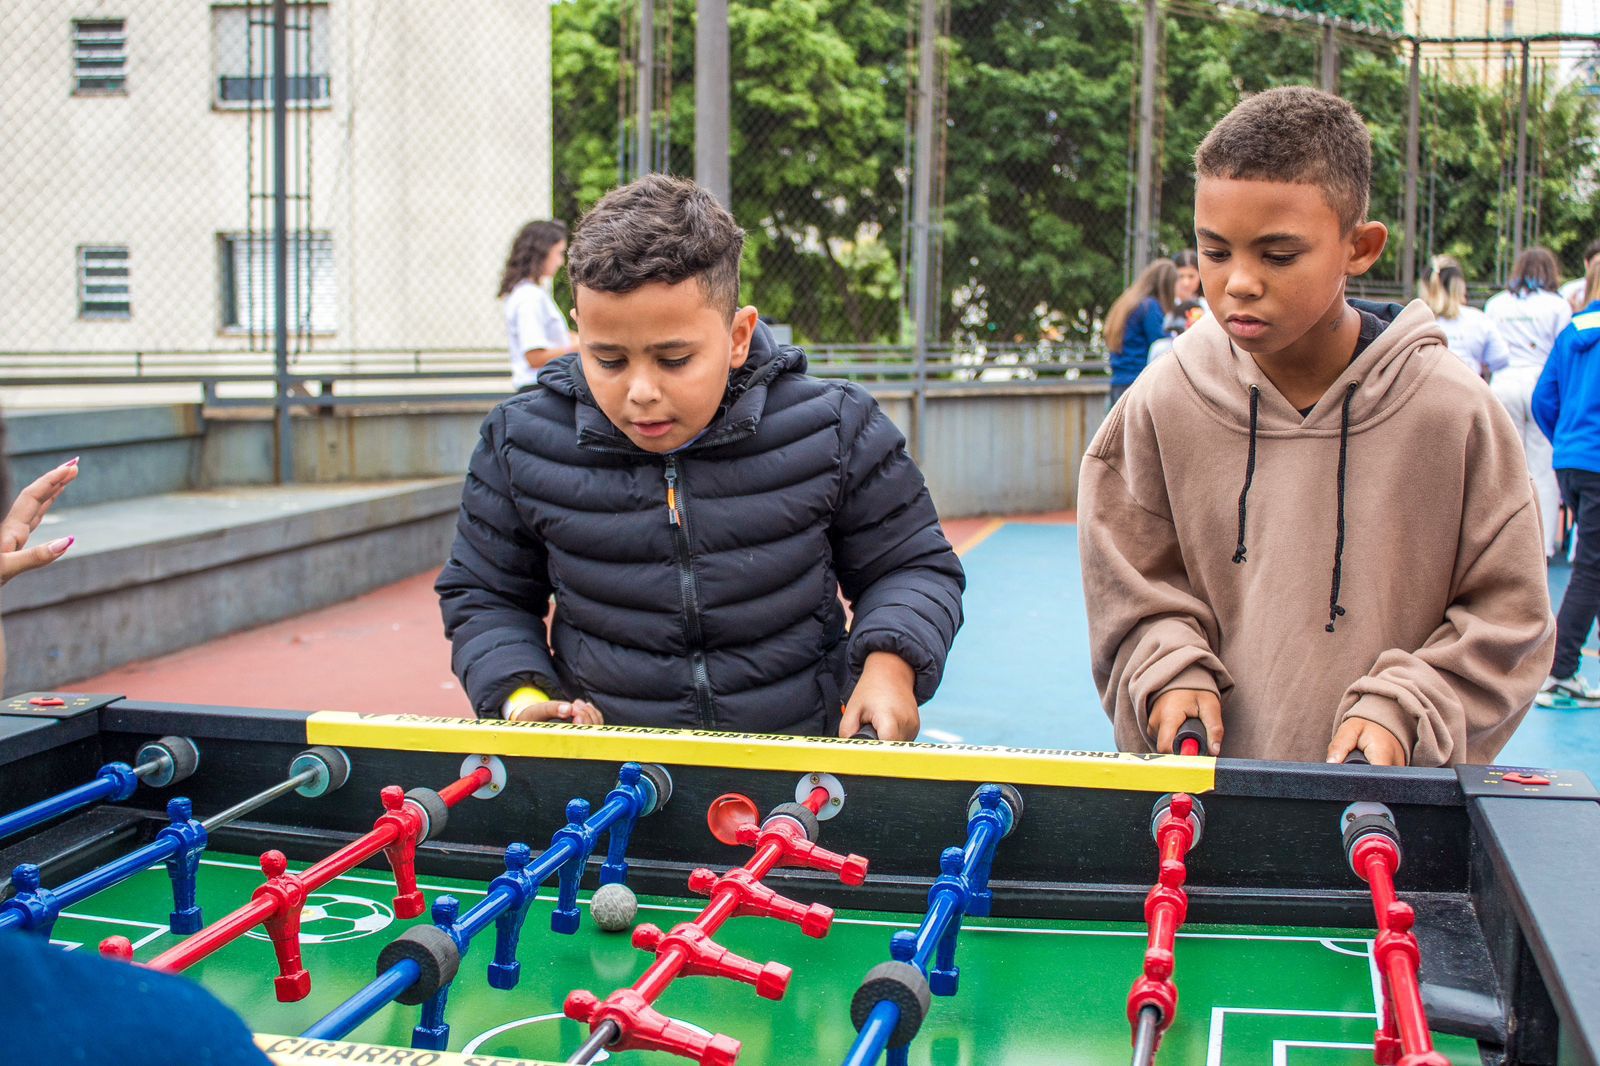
[551,0,1600,346]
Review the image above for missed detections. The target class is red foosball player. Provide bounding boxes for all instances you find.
[1342,801,1450,1066]
[1126,719,1207,1066]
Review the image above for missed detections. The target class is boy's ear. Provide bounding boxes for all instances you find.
[729,306,759,370]
[1346,221,1388,279]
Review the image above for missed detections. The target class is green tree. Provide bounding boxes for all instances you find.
[551,0,1600,346]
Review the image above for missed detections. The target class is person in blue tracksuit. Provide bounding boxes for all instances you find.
[1532,268,1600,708]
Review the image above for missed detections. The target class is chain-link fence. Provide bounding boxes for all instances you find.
[0,0,550,374]
[3,0,1597,392]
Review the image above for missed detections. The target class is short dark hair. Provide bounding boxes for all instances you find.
[567,174,745,318]
[1583,237,1600,264]
[1195,86,1371,232]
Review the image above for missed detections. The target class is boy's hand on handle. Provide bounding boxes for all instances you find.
[507,697,604,726]
[0,458,79,586]
[1326,718,1406,766]
[840,652,920,741]
[1148,688,1224,756]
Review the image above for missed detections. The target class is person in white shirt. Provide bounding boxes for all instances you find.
[1486,246,1573,557]
[499,219,579,392]
[1420,255,1508,380]
[1559,238,1600,312]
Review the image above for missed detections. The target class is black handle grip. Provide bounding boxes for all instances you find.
[850,723,880,741]
[1343,749,1371,766]
[1173,718,1209,757]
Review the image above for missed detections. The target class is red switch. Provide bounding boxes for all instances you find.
[28,697,65,707]
[1502,772,1550,786]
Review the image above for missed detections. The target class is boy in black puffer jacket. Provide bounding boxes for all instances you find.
[436,175,964,739]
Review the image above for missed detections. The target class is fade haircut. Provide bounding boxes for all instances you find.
[567,174,745,319]
[1195,86,1371,233]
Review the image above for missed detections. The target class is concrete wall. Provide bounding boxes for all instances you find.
[0,0,550,353]
[877,385,1107,517]
[212,388,1107,515]
[9,387,1107,517]
[7,405,203,507]
[1,479,461,693]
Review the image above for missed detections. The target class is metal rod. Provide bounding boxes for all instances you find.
[635,0,655,179]
[694,0,731,206]
[272,0,292,483]
[1319,21,1338,93]
[567,1020,620,1064]
[201,768,316,832]
[1132,0,1160,276]
[302,959,421,1040]
[1130,1006,1162,1066]
[132,756,168,780]
[1512,38,1530,256]
[908,0,938,464]
[1402,39,1421,295]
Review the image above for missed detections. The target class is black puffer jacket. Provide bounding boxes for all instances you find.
[436,324,965,734]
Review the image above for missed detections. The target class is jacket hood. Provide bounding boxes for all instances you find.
[1571,301,1600,356]
[1172,300,1450,435]
[536,320,808,454]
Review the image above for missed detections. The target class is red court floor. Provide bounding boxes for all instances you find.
[70,514,1068,715]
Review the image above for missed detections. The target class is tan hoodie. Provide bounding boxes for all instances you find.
[1079,301,1554,765]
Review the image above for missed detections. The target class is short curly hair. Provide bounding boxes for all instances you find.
[567,174,745,319]
[1195,86,1371,232]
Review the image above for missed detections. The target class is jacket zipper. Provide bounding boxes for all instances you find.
[664,457,716,729]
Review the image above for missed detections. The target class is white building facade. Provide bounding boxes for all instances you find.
[0,0,553,356]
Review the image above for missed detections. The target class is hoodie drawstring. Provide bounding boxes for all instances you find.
[1325,381,1359,632]
[1232,385,1260,565]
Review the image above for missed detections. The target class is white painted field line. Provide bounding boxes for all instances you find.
[1207,1007,1377,1066]
[1273,1040,1374,1066]
[51,910,171,953]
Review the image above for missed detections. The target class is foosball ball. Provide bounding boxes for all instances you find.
[0,692,1596,1065]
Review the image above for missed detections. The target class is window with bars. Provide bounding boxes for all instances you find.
[219,233,336,334]
[72,19,127,94]
[211,5,330,108]
[78,246,131,318]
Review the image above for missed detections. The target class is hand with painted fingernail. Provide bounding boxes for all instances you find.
[0,458,79,585]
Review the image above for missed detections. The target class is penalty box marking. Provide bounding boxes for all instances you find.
[51,910,169,952]
[1273,1041,1376,1066]
[1208,1008,1379,1066]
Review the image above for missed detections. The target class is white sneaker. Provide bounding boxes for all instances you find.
[1536,673,1600,709]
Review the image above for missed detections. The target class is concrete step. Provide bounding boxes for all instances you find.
[2,478,463,694]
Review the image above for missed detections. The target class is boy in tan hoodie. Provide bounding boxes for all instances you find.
[1079,87,1554,766]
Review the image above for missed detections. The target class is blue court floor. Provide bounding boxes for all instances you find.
[921,520,1600,780]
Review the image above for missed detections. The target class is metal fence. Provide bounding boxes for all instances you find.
[2,0,1597,473]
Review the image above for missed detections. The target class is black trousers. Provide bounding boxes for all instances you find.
[1553,468,1600,678]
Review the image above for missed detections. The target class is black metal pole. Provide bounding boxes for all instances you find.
[1402,38,1420,296]
[908,0,938,464]
[272,0,292,483]
[694,0,730,206]
[1513,38,1530,258]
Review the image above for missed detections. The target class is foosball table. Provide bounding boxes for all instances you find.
[0,693,1596,1065]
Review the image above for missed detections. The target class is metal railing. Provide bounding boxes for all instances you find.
[0,343,1110,398]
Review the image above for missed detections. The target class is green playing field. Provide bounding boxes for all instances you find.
[48,852,1480,1065]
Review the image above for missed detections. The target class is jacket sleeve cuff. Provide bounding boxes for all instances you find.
[477,671,565,720]
[1339,695,1418,757]
[1153,665,1220,706]
[848,628,941,704]
[1132,662,1221,736]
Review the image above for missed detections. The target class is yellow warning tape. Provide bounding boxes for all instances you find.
[305,712,1215,794]
[256,1033,561,1065]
